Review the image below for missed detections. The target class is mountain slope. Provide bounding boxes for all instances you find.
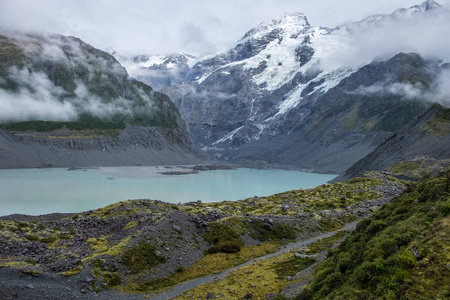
[336,104,450,181]
[122,1,446,173]
[299,169,450,299]
[0,32,208,168]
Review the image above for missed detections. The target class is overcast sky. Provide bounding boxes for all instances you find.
[0,0,449,57]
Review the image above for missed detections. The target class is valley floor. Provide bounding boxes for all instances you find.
[0,223,356,300]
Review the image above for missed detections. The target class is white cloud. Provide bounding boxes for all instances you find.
[348,68,450,107]
[0,68,77,122]
[319,6,450,70]
[2,0,448,56]
[431,68,450,106]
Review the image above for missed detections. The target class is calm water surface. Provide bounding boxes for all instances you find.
[0,167,336,216]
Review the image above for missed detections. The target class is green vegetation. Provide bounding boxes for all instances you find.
[0,35,25,92]
[125,241,282,294]
[249,219,297,241]
[306,231,348,254]
[172,247,316,300]
[422,104,450,136]
[191,175,390,219]
[132,278,174,292]
[387,160,424,174]
[103,272,122,286]
[299,171,450,299]
[0,119,125,133]
[203,222,244,254]
[121,242,167,273]
[387,157,450,180]
[274,256,316,278]
[343,106,360,130]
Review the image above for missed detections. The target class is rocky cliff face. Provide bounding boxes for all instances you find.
[120,1,446,173]
[0,32,208,168]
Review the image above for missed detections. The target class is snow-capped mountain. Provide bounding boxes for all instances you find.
[116,52,197,91]
[118,0,448,173]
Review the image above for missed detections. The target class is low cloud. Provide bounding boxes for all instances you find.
[351,82,427,100]
[319,6,450,71]
[431,68,450,106]
[0,32,159,124]
[0,67,131,123]
[0,69,77,122]
[0,90,76,123]
[348,69,450,107]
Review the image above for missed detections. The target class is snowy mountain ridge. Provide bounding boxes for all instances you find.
[116,1,448,172]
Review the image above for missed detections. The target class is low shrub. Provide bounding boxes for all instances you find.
[122,242,166,273]
[366,220,388,235]
[175,265,184,273]
[249,219,296,241]
[203,222,244,254]
[207,240,242,254]
[26,234,39,241]
[104,272,121,286]
[41,237,57,243]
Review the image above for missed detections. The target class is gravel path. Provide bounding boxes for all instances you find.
[150,221,357,300]
[0,222,356,300]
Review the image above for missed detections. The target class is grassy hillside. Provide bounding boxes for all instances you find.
[299,170,450,299]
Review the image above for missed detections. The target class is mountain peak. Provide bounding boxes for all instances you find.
[268,12,310,27]
[393,0,442,15]
[420,0,441,11]
[240,12,310,42]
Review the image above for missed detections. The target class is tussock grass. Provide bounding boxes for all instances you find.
[305,231,348,254]
[124,242,282,294]
[122,242,166,273]
[173,249,314,299]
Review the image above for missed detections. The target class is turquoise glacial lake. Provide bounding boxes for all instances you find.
[0,167,336,216]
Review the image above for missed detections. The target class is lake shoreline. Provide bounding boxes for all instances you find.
[0,174,405,299]
[0,167,336,217]
[0,161,338,176]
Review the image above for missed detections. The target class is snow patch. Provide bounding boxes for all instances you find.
[196,61,245,84]
[212,126,243,145]
[141,56,166,68]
